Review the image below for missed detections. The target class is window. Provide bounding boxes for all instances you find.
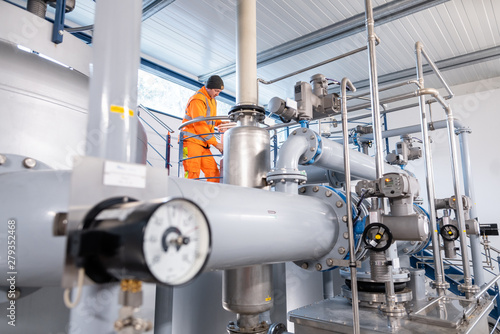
[138,70,232,117]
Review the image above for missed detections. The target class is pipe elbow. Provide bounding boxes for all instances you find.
[276,133,311,171]
[415,41,424,52]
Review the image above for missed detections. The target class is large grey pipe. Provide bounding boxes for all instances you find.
[85,0,141,163]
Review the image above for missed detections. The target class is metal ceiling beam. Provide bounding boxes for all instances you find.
[349,45,500,92]
[142,0,175,21]
[199,0,449,81]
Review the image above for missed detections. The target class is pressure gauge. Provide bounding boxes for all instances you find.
[70,197,211,286]
[143,199,211,285]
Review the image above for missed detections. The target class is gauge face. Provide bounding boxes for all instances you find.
[143,199,211,286]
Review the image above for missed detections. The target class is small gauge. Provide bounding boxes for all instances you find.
[440,224,459,241]
[143,199,211,286]
[70,197,211,286]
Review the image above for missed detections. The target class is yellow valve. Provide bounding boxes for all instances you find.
[375,234,382,240]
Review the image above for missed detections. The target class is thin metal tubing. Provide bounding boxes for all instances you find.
[347,79,420,100]
[65,24,94,32]
[473,272,500,299]
[364,0,384,179]
[445,105,474,291]
[258,42,376,85]
[177,116,229,129]
[415,42,446,296]
[419,45,454,99]
[341,77,360,334]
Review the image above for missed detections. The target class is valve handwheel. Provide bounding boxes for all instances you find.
[440,224,460,241]
[362,223,393,252]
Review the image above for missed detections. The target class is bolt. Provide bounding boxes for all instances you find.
[302,128,307,133]
[410,241,416,245]
[299,187,306,193]
[343,232,349,239]
[280,179,285,183]
[303,156,308,161]
[326,258,334,267]
[338,247,346,255]
[0,154,6,165]
[313,186,319,192]
[310,135,315,140]
[325,190,332,197]
[59,30,64,35]
[22,157,36,169]
[310,147,316,151]
[336,201,343,208]
[315,263,322,271]
[403,248,409,253]
[301,262,309,269]
[292,131,297,135]
[342,215,348,222]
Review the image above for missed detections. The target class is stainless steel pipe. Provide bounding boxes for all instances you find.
[415,41,447,295]
[340,77,360,333]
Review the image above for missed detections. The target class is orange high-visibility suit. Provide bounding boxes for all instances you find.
[181,86,222,182]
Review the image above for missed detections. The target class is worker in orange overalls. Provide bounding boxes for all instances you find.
[181,75,224,182]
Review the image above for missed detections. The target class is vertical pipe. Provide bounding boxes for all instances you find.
[364,0,384,178]
[224,1,272,332]
[340,78,360,334]
[364,0,398,315]
[459,131,485,286]
[85,0,142,163]
[415,42,447,296]
[445,107,474,295]
[154,286,173,334]
[236,0,257,105]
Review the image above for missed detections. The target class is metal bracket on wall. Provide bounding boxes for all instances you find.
[52,0,67,44]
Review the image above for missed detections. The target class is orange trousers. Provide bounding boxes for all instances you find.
[182,141,220,183]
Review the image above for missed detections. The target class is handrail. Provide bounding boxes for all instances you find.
[178,116,229,130]
[139,104,175,133]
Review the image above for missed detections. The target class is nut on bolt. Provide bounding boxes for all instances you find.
[336,201,343,208]
[338,247,346,255]
[325,190,332,197]
[22,157,37,169]
[326,258,334,267]
[0,154,6,165]
[342,215,348,222]
[301,262,309,269]
[315,263,322,271]
[312,186,319,192]
[299,187,306,193]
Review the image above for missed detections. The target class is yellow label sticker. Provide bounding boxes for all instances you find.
[265,295,272,302]
[110,105,134,119]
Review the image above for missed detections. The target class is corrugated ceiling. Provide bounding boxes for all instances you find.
[22,0,500,110]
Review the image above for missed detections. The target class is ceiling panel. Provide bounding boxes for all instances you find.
[6,0,500,110]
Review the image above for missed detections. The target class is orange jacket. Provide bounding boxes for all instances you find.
[181,86,222,147]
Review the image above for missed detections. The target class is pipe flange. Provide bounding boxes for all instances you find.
[430,281,450,290]
[228,104,266,123]
[458,284,479,294]
[266,168,307,185]
[341,285,412,306]
[227,321,269,334]
[289,128,323,165]
[295,185,353,272]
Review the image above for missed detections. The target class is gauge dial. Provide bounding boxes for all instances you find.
[143,199,211,286]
